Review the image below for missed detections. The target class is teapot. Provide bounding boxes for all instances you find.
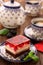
[0,0,26,28]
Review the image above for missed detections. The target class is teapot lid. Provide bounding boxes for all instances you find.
[3,0,20,9]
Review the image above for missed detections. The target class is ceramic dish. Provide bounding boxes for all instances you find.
[0,42,37,63]
[0,0,26,28]
[31,18,43,41]
[25,0,40,16]
[24,26,41,42]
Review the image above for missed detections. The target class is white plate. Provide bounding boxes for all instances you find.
[0,42,37,63]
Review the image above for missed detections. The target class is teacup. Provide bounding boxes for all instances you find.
[31,18,43,40]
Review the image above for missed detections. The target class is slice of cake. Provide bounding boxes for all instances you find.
[5,35,30,57]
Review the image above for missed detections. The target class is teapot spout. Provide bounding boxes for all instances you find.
[20,6,30,15]
[24,10,30,15]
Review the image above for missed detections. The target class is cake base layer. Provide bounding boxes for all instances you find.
[5,44,30,58]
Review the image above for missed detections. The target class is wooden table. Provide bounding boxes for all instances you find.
[0,16,43,65]
[0,0,43,65]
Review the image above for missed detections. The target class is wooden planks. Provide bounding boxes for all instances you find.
[0,17,43,65]
[39,52,43,65]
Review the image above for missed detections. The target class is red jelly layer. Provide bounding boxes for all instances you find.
[5,35,30,51]
[6,35,30,46]
[6,42,29,51]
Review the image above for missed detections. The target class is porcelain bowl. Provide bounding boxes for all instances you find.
[31,18,43,40]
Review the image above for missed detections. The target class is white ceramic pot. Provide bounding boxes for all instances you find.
[31,18,43,40]
[25,0,40,16]
[0,0,26,28]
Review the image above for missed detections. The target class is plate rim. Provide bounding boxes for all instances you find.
[24,25,41,42]
[0,42,31,63]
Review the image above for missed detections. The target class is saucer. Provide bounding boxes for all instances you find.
[24,26,40,42]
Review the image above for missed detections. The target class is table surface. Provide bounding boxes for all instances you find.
[0,16,43,65]
[0,0,43,65]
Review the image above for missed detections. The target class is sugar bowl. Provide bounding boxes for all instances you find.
[25,0,40,16]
